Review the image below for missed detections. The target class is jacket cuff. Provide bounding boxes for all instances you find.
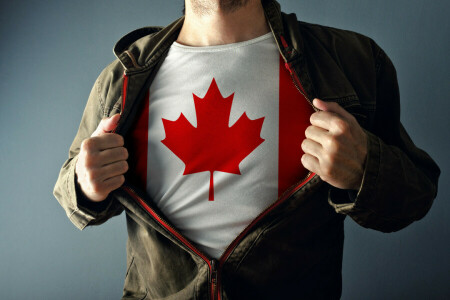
[65,157,112,230]
[75,180,113,213]
[328,129,381,214]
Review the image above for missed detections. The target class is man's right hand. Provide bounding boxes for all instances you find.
[75,114,129,202]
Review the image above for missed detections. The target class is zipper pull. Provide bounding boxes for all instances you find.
[210,259,218,300]
[210,259,218,284]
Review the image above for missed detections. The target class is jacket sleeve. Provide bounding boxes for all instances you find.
[53,75,124,230]
[328,46,441,232]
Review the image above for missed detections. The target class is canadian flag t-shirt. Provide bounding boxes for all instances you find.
[127,32,315,259]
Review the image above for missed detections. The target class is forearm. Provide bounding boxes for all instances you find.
[328,46,440,232]
[329,128,439,232]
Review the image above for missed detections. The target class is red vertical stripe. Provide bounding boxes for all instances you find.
[278,55,314,197]
[127,90,150,190]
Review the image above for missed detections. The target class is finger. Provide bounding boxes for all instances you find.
[305,125,329,143]
[102,175,126,192]
[91,114,120,137]
[301,138,322,156]
[301,153,320,174]
[310,110,352,135]
[99,160,129,181]
[312,98,354,123]
[309,110,341,130]
[98,147,128,166]
[82,134,124,153]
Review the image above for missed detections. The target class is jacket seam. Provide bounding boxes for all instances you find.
[353,130,381,211]
[352,134,418,224]
[125,50,141,68]
[124,53,167,76]
[193,263,202,300]
[68,208,89,230]
[68,208,79,222]
[95,78,107,117]
[233,216,282,271]
[374,46,384,76]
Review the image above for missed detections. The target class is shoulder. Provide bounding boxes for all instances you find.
[291,20,397,127]
[92,59,125,117]
[298,21,377,49]
[298,21,382,61]
[294,20,394,85]
[92,23,175,115]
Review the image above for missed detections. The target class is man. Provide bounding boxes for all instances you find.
[54,0,440,299]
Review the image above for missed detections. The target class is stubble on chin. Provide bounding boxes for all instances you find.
[190,0,251,16]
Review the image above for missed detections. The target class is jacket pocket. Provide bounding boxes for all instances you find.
[122,256,148,300]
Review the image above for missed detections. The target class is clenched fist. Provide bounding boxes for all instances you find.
[75,114,129,202]
[301,98,368,190]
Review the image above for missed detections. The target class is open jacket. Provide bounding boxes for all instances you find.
[54,1,440,299]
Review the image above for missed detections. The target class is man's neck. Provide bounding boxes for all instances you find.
[177,0,270,47]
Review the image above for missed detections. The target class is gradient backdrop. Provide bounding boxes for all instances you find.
[1,0,449,299]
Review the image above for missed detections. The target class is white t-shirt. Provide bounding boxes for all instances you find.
[127,32,314,259]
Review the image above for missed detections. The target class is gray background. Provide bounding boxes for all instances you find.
[0,0,448,299]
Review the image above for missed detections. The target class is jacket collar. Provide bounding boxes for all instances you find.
[112,0,359,107]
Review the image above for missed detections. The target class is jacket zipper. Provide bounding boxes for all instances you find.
[116,70,221,296]
[122,171,315,300]
[214,172,316,300]
[119,35,318,299]
[211,36,318,300]
[210,259,218,300]
[122,185,218,300]
[279,35,318,113]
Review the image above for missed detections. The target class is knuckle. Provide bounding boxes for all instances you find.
[81,139,92,152]
[301,139,307,151]
[348,113,357,123]
[321,164,334,178]
[326,137,339,152]
[80,140,87,151]
[301,153,306,162]
[301,154,310,167]
[122,147,129,160]
[121,161,129,172]
[310,112,320,123]
[322,152,336,165]
[333,119,349,133]
[111,175,125,190]
[324,136,335,148]
[84,137,100,152]
[115,134,125,146]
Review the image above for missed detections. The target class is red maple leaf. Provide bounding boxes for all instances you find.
[161,78,265,201]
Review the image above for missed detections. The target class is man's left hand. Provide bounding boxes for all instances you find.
[301,98,367,190]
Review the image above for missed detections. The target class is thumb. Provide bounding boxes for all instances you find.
[312,98,353,121]
[91,113,120,136]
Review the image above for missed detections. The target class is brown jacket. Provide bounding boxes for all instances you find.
[54,1,440,299]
